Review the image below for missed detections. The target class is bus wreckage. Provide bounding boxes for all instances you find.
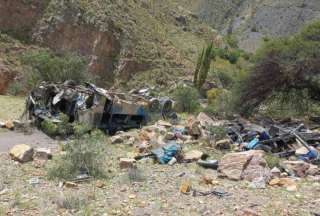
[25,81,176,134]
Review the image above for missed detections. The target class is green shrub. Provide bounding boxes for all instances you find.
[46,130,107,180]
[21,50,89,87]
[173,85,200,113]
[40,119,59,137]
[7,82,23,96]
[207,125,227,140]
[264,154,280,169]
[205,90,235,118]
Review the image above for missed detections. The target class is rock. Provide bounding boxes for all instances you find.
[157,120,172,128]
[307,164,320,176]
[248,177,266,189]
[110,135,124,144]
[4,120,14,130]
[295,146,309,156]
[269,177,297,191]
[9,144,34,163]
[135,141,151,153]
[64,181,78,188]
[33,148,52,160]
[95,180,105,188]
[184,150,203,161]
[236,208,260,216]
[180,181,191,194]
[218,150,270,181]
[270,167,281,178]
[188,120,201,137]
[139,130,154,142]
[282,160,310,177]
[165,132,175,140]
[215,139,231,150]
[119,158,136,169]
[125,137,136,146]
[197,112,215,128]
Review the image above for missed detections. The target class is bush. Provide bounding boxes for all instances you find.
[204,90,235,118]
[173,85,200,113]
[46,130,107,180]
[235,21,320,116]
[21,50,89,87]
[7,82,23,96]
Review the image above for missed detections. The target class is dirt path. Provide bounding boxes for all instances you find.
[0,129,59,152]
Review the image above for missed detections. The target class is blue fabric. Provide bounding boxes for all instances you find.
[152,141,181,164]
[298,149,318,161]
[246,138,260,149]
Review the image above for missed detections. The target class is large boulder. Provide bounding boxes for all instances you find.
[281,160,310,178]
[218,150,270,181]
[9,144,34,163]
[196,112,215,128]
[184,150,203,162]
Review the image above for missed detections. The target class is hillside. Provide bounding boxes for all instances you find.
[196,0,320,52]
[0,0,215,92]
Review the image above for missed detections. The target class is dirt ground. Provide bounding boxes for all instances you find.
[0,96,320,216]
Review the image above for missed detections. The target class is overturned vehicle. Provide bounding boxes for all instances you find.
[25,81,175,134]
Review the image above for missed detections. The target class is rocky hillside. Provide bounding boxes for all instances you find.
[0,0,215,92]
[196,0,320,52]
[0,0,319,93]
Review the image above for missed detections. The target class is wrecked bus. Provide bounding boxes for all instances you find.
[25,81,174,134]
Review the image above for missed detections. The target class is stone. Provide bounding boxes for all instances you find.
[218,150,270,181]
[157,120,172,128]
[236,208,260,216]
[4,120,14,130]
[270,167,281,178]
[180,181,191,194]
[248,177,266,189]
[165,132,175,140]
[188,120,201,137]
[139,130,154,142]
[215,139,231,150]
[95,180,105,188]
[125,137,136,146]
[135,141,151,153]
[307,164,320,176]
[269,177,297,191]
[64,181,78,188]
[9,144,34,163]
[119,158,136,169]
[196,112,215,128]
[110,135,124,144]
[33,148,52,160]
[295,146,309,156]
[184,150,203,161]
[282,160,310,177]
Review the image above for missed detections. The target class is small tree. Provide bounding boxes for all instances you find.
[193,43,241,90]
[193,43,214,89]
[173,85,200,113]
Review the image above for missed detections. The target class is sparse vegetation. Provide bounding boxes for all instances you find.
[234,21,320,116]
[46,130,107,180]
[21,50,90,87]
[173,85,200,113]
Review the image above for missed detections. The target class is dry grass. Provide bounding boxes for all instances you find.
[0,95,25,120]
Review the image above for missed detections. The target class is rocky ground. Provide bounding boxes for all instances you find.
[0,96,320,216]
